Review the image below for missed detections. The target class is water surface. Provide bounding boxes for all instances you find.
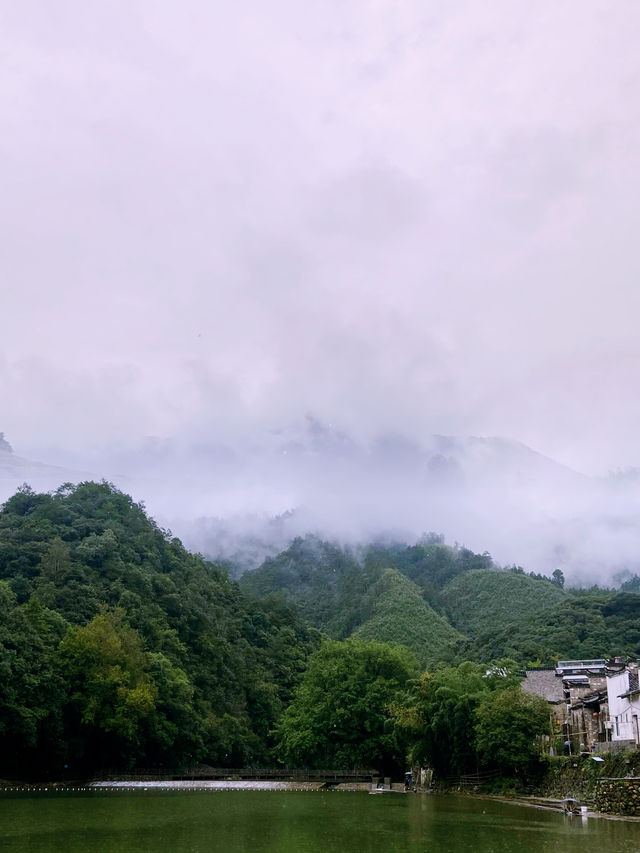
[1,790,639,853]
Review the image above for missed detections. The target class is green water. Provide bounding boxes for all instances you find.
[1,791,639,853]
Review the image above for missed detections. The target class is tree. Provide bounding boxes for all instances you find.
[0,584,67,776]
[552,569,565,589]
[276,640,416,773]
[57,609,158,768]
[397,659,524,777]
[0,481,322,775]
[475,687,550,773]
[400,662,487,776]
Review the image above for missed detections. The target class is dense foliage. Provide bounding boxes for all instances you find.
[242,535,640,667]
[276,639,416,774]
[239,536,379,637]
[439,569,565,638]
[365,539,495,605]
[398,662,549,777]
[351,568,463,668]
[0,483,319,778]
[468,589,640,663]
[475,688,550,773]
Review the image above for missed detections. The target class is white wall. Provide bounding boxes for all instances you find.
[606,670,640,742]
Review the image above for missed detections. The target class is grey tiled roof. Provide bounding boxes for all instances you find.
[522,669,564,703]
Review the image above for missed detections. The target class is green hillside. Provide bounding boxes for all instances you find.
[240,538,640,669]
[351,568,464,667]
[241,540,464,668]
[6,480,640,782]
[440,568,566,638]
[469,590,640,664]
[365,540,494,606]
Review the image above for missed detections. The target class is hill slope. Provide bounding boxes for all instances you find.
[352,568,464,668]
[467,590,640,663]
[239,535,378,637]
[440,569,565,638]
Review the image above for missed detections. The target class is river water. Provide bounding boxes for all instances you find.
[1,790,639,853]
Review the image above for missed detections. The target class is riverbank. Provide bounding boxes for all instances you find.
[480,793,640,823]
[428,751,640,819]
[6,752,640,818]
[92,780,373,791]
[5,778,640,824]
[536,751,640,816]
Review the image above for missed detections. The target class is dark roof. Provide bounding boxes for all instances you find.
[523,669,565,703]
[571,691,606,709]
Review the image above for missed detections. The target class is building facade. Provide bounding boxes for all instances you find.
[605,661,640,745]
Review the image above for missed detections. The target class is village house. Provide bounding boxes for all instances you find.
[523,659,609,753]
[604,659,640,747]
[523,658,640,754]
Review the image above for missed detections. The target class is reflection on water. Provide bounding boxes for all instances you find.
[1,790,639,853]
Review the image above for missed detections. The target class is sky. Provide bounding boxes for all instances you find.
[2,0,640,477]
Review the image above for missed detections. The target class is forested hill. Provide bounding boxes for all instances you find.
[0,482,319,778]
[241,535,640,666]
[239,537,464,667]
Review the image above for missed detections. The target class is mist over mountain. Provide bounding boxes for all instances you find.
[0,433,90,496]
[4,420,640,585]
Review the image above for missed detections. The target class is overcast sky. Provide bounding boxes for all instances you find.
[2,1,640,475]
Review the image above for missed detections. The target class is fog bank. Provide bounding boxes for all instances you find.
[3,424,640,586]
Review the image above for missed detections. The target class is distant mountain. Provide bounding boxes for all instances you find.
[239,532,640,667]
[0,435,88,499]
[3,475,640,679]
[175,429,640,583]
[0,433,13,454]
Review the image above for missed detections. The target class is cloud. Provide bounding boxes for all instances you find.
[1,0,640,479]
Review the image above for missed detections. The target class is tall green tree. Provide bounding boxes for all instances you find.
[0,583,67,775]
[475,687,551,773]
[398,660,523,777]
[401,662,487,776]
[276,640,417,774]
[57,609,159,769]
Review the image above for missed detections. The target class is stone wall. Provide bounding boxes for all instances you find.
[596,740,635,754]
[539,751,640,804]
[594,778,640,816]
